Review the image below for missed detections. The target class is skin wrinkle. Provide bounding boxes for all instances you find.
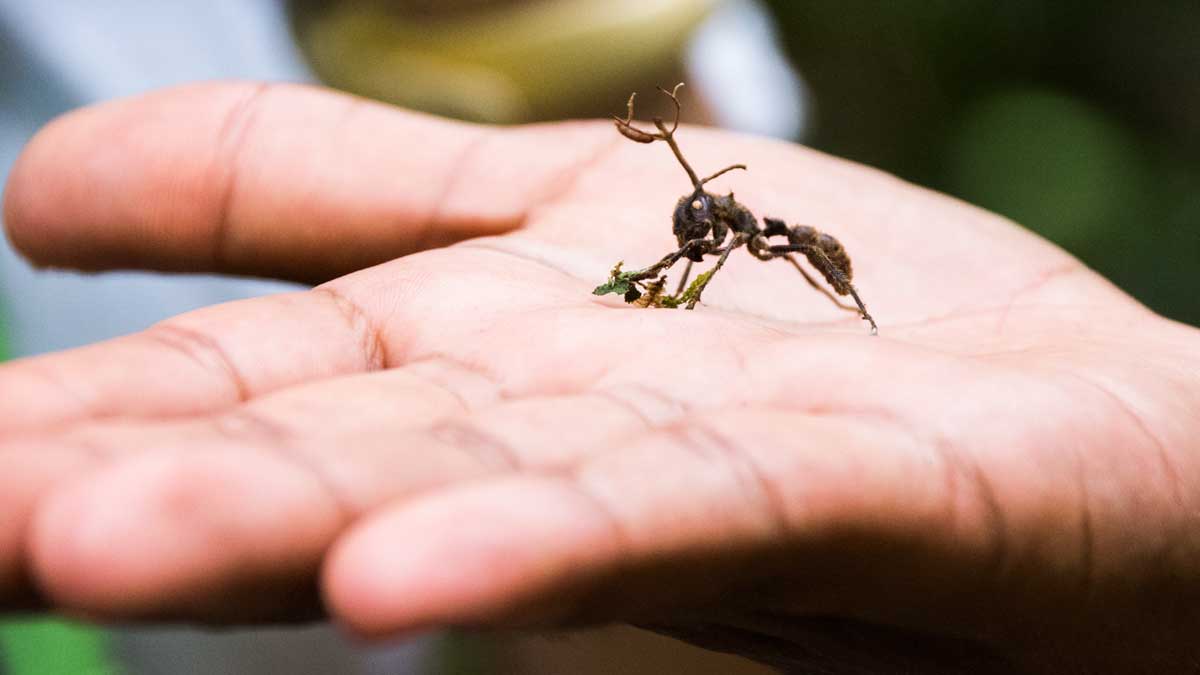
[588,382,693,432]
[210,406,292,446]
[993,262,1084,337]
[888,297,1116,341]
[537,471,637,623]
[58,435,124,465]
[2,360,91,432]
[1052,369,1191,603]
[586,389,657,431]
[1075,451,1096,601]
[311,286,390,371]
[401,356,507,412]
[419,322,631,397]
[410,129,493,255]
[142,322,250,404]
[764,399,1013,598]
[211,407,356,526]
[905,427,1012,585]
[426,418,523,472]
[454,239,587,281]
[670,420,791,541]
[6,437,119,608]
[930,433,961,535]
[1057,370,1184,512]
[622,382,692,415]
[887,305,1011,333]
[405,368,473,415]
[409,122,617,258]
[720,307,817,338]
[715,323,751,375]
[410,354,509,399]
[437,131,622,280]
[209,82,272,272]
[956,445,1009,589]
[519,126,624,219]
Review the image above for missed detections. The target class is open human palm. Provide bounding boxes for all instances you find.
[2,83,1198,673]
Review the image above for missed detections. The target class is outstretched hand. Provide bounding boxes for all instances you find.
[3,83,1198,673]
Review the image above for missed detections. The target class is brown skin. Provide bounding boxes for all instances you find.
[3,82,1200,673]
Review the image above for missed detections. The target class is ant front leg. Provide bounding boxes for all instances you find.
[674,259,694,295]
[630,238,714,282]
[685,233,747,309]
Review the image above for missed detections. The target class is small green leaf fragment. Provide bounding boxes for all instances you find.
[593,279,631,296]
[678,268,715,304]
[595,261,648,298]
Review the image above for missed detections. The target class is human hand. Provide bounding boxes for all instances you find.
[3,83,1198,673]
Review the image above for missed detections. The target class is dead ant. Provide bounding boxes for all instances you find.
[593,84,877,335]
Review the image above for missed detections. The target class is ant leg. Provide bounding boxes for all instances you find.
[782,254,860,312]
[631,238,713,283]
[675,259,694,295]
[686,234,747,309]
[768,245,878,335]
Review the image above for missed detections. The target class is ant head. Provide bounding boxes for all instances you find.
[673,188,716,247]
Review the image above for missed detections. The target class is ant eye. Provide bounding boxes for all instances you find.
[691,199,703,211]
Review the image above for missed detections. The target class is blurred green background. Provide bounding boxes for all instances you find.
[767,0,1199,326]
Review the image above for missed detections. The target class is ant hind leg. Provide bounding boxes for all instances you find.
[766,245,878,335]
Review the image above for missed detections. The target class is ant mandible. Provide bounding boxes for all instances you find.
[593,83,877,335]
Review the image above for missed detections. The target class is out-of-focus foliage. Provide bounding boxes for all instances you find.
[0,619,119,675]
[764,0,1200,325]
[288,0,716,123]
[0,303,9,361]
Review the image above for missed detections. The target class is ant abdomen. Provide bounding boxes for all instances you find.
[807,232,854,295]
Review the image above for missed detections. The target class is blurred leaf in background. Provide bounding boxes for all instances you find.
[288,0,717,123]
[763,0,1200,325]
[0,618,119,675]
[0,301,9,362]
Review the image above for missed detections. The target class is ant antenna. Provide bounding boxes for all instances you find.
[700,163,747,186]
[613,83,746,192]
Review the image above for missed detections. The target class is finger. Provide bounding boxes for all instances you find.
[24,369,655,620]
[0,441,119,608]
[0,288,383,434]
[0,236,636,435]
[0,365,462,609]
[322,410,956,634]
[323,403,1101,647]
[3,82,617,284]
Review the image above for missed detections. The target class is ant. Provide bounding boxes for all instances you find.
[593,84,877,335]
